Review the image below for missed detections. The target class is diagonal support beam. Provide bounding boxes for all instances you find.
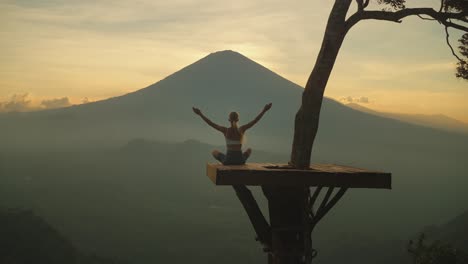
[317,187,335,213]
[232,185,272,247]
[312,187,348,226]
[308,186,323,217]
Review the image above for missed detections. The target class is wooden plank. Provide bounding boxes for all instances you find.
[206,163,391,189]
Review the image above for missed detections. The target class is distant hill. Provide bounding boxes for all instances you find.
[319,208,468,264]
[1,139,467,264]
[346,103,468,134]
[422,208,468,251]
[0,208,125,264]
[0,140,284,264]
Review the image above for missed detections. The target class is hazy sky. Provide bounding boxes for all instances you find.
[1,0,467,121]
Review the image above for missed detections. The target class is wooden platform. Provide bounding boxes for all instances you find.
[207,163,391,189]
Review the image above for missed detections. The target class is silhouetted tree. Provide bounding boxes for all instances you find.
[456,33,468,79]
[288,1,467,263]
[408,233,468,264]
[290,0,468,169]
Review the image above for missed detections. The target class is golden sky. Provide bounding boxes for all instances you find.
[1,0,467,121]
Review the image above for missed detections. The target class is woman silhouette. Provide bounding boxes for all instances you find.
[192,103,272,165]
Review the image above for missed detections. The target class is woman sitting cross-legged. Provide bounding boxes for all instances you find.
[192,103,272,165]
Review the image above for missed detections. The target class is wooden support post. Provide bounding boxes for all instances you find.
[262,186,308,264]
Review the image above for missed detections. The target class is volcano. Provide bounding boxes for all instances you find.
[1,50,467,155]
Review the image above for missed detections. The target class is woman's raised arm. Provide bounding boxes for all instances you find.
[240,103,272,132]
[192,107,227,133]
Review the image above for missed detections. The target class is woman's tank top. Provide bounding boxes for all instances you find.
[225,127,244,149]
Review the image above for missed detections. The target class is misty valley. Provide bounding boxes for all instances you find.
[1,51,468,264]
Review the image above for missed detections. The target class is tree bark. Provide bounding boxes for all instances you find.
[288,1,353,263]
[290,0,353,169]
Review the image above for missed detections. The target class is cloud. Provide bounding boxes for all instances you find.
[358,96,369,103]
[40,97,71,109]
[0,94,73,112]
[340,96,370,104]
[340,96,353,103]
[0,93,33,112]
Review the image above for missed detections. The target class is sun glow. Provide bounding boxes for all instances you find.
[1,0,467,123]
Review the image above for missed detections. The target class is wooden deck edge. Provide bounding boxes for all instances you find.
[206,163,218,184]
[206,163,392,189]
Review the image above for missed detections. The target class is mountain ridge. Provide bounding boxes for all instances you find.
[1,50,467,153]
[346,103,468,134]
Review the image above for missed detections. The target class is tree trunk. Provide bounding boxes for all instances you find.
[235,1,354,263]
[290,0,352,169]
[235,2,354,261]
[288,1,353,263]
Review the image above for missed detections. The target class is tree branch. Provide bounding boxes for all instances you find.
[355,0,370,17]
[356,0,364,11]
[363,0,370,9]
[445,25,464,62]
[417,14,436,21]
[440,20,468,32]
[346,7,467,32]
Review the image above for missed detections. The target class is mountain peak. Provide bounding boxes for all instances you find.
[207,50,245,58]
[197,50,253,66]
